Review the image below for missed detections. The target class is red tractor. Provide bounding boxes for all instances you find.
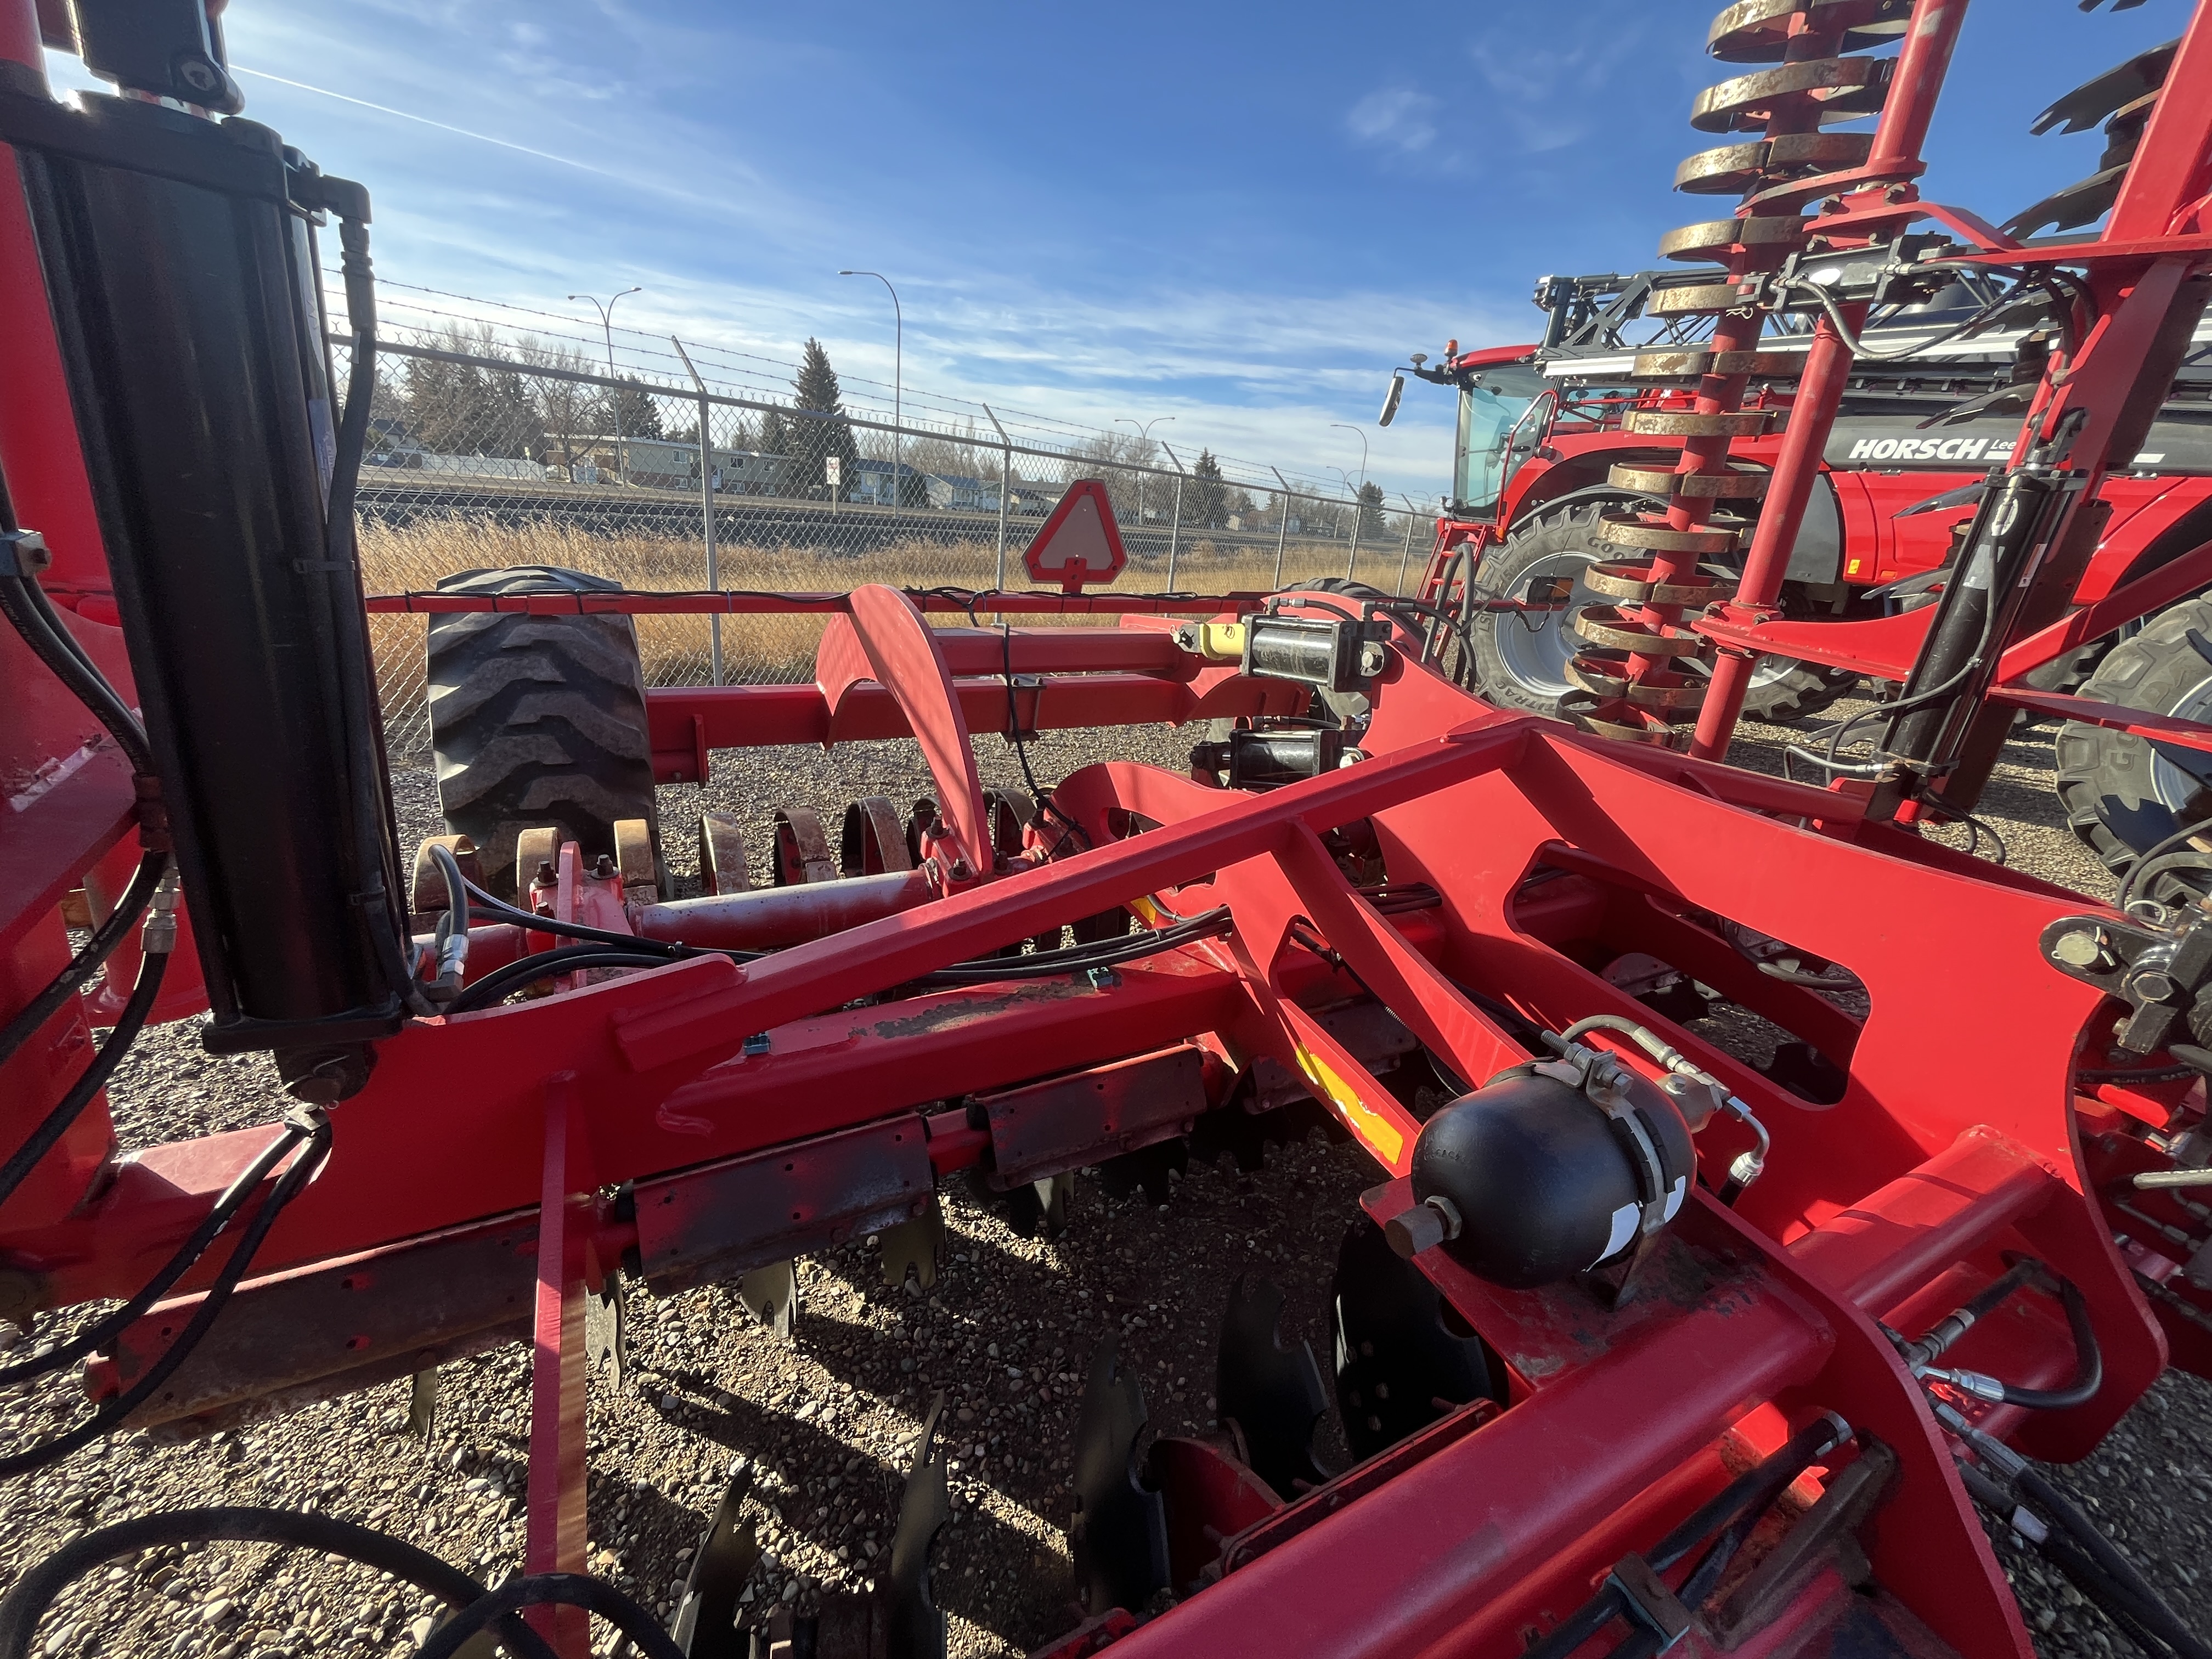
[9,2,2212,1658]
[1396,241,2212,888]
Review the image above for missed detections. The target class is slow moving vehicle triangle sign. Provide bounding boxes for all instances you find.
[1022,478,1127,592]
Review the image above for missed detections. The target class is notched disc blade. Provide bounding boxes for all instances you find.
[1069,1338,1169,1616]
[1215,1277,1328,1500]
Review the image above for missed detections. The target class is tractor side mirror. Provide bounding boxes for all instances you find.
[1379,371,1406,427]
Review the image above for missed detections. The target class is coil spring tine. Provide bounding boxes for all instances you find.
[1566,0,1901,748]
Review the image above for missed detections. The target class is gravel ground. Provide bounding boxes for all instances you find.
[3,697,2208,1658]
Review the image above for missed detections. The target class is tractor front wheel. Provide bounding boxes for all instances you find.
[425,565,663,901]
[1468,502,1857,724]
[2056,595,2212,901]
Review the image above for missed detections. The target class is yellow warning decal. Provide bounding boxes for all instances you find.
[1129,895,1164,927]
[1294,1043,1406,1169]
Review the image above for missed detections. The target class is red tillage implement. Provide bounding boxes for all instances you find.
[3,2,2211,1656]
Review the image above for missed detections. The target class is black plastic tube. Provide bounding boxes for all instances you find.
[0,1508,555,1659]
[0,1120,304,1389]
[414,1573,684,1659]
[446,947,679,1014]
[0,574,153,776]
[0,846,167,1077]
[0,1113,328,1479]
[0,946,167,1209]
[1993,1267,2103,1412]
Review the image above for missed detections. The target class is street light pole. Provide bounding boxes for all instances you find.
[1114,415,1173,541]
[1330,420,1370,546]
[839,270,901,510]
[570,286,641,483]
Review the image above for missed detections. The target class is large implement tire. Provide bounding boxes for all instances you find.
[1468,502,1857,723]
[426,565,661,901]
[2056,596,2212,899]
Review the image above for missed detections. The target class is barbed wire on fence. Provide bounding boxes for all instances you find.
[338,282,1443,764]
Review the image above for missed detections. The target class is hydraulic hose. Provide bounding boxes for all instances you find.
[0,846,167,1078]
[445,947,679,1015]
[415,1573,683,1659]
[1949,1419,2212,1659]
[0,1120,306,1389]
[1525,1414,1853,1659]
[0,945,168,1211]
[0,572,154,778]
[0,1508,556,1659]
[0,1110,329,1480]
[1918,1258,2103,1412]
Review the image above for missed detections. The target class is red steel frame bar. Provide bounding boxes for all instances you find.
[1693,0,1968,758]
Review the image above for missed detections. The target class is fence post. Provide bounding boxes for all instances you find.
[1395,494,1418,596]
[1160,441,1188,591]
[1268,466,1291,589]
[984,403,1012,589]
[1346,494,1362,583]
[670,336,723,686]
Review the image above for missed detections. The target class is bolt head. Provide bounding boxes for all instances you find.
[2052,928,2111,970]
[177,57,220,93]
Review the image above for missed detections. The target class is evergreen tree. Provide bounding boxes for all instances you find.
[1357,481,1386,539]
[405,324,544,459]
[1189,448,1227,527]
[787,337,860,499]
[757,407,793,496]
[598,380,664,442]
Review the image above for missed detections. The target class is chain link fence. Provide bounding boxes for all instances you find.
[346,283,1438,761]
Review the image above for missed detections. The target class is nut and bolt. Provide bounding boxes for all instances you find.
[593,854,618,880]
[1383,1194,1463,1260]
[2051,928,2117,973]
[532,860,558,889]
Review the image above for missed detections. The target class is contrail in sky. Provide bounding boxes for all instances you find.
[234,66,615,180]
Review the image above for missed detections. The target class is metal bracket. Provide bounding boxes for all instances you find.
[672,1460,762,1658]
[585,1273,629,1389]
[405,1368,438,1444]
[737,1261,798,1341]
[1606,1552,1693,1649]
[879,1194,944,1292]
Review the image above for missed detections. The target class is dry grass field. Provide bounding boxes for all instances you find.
[357,520,1340,757]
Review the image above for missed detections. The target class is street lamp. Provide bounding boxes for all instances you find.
[570,286,641,483]
[1331,421,1371,541]
[1115,415,1173,526]
[839,270,901,509]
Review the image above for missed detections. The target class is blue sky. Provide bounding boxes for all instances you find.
[44,1,2182,500]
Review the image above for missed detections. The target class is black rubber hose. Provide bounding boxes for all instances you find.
[415,1573,684,1659]
[1522,1415,1850,1659]
[2017,1466,2212,1659]
[0,1113,328,1480]
[0,1508,556,1659]
[0,1121,303,1389]
[446,947,678,1014]
[1965,1460,2206,1659]
[0,574,153,776]
[0,846,167,1077]
[1521,1583,1625,1659]
[0,946,168,1210]
[460,877,692,957]
[1993,1266,2103,1412]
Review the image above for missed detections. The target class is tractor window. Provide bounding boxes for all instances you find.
[1454,363,1549,519]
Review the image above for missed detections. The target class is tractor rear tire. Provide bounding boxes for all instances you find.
[1469,502,1857,724]
[426,565,662,901]
[2056,596,2212,900]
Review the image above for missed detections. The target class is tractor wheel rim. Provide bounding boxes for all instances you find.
[2151,668,2212,814]
[1497,551,1595,702]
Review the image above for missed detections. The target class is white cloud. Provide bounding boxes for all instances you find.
[1346,87,1442,155]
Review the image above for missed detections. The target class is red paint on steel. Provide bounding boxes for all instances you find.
[817,587,992,874]
[364,590,1264,617]
[1107,1249,1832,1659]
[526,1074,591,1655]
